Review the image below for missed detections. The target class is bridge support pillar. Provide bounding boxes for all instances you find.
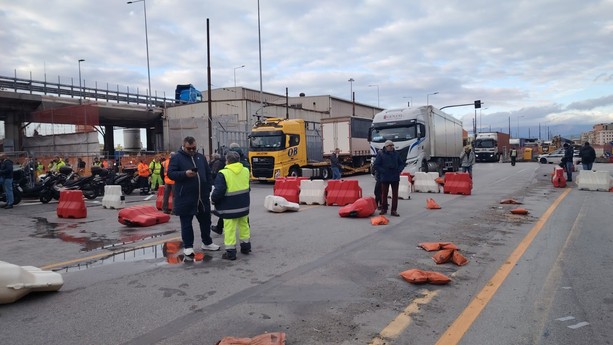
[1,112,23,152]
[103,125,115,157]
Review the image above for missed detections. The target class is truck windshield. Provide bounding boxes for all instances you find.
[249,135,284,151]
[475,139,496,148]
[370,125,417,143]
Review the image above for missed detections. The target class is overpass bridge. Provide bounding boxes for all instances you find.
[0,74,175,154]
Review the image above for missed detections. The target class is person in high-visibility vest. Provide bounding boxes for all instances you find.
[149,156,163,193]
[137,159,150,195]
[161,152,175,214]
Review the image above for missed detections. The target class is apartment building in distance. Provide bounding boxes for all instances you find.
[580,123,613,145]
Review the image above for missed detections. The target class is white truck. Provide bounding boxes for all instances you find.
[369,106,464,175]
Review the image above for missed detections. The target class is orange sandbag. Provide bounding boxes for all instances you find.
[510,208,529,215]
[418,242,458,251]
[435,177,445,185]
[400,269,429,284]
[425,271,452,285]
[216,332,286,345]
[370,215,389,225]
[400,269,451,285]
[500,198,522,204]
[451,250,469,266]
[426,198,441,209]
[432,249,454,264]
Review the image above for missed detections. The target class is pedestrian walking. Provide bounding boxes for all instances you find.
[149,156,163,192]
[167,136,219,257]
[373,140,404,217]
[0,153,15,209]
[460,145,476,178]
[510,147,518,166]
[330,148,342,180]
[161,152,175,214]
[579,141,596,171]
[562,143,574,182]
[211,151,251,260]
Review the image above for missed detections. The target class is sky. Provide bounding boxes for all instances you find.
[2,0,613,141]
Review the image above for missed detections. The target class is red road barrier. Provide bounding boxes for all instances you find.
[325,179,362,206]
[273,177,307,203]
[443,172,472,195]
[118,205,171,227]
[338,196,377,218]
[155,185,172,211]
[57,190,87,219]
[552,166,566,188]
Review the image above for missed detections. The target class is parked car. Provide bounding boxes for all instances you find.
[537,148,581,165]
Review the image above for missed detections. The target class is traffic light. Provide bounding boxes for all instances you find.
[474,100,481,109]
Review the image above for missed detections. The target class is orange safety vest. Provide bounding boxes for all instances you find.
[162,159,174,185]
[138,162,150,177]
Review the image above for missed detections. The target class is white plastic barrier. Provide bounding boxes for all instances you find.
[299,179,326,205]
[577,170,611,191]
[264,195,300,213]
[0,261,64,304]
[413,172,440,193]
[389,174,412,199]
[102,185,126,209]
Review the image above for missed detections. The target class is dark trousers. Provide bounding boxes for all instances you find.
[380,181,399,212]
[162,184,173,212]
[511,156,516,166]
[374,180,382,208]
[179,201,212,249]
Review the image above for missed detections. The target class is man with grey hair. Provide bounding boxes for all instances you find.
[0,152,15,209]
[211,150,251,260]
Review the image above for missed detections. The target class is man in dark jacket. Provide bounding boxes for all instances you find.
[167,136,219,257]
[579,142,596,171]
[373,140,404,217]
[0,153,14,209]
[211,151,251,261]
[562,143,574,182]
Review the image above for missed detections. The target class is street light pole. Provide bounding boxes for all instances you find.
[368,84,380,108]
[403,96,413,107]
[78,59,85,103]
[348,78,354,100]
[427,91,439,105]
[233,65,245,87]
[127,0,152,109]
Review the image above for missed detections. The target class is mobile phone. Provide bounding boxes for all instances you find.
[192,167,198,173]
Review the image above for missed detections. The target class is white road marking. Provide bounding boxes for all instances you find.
[567,322,590,329]
[555,316,575,322]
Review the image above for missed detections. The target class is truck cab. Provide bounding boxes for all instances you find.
[248,118,307,181]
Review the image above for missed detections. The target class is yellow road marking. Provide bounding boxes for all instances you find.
[370,289,439,344]
[435,187,572,344]
[40,236,181,270]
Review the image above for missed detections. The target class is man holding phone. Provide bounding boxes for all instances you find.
[167,136,220,257]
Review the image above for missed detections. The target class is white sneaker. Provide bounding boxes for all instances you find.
[184,247,194,256]
[201,243,220,251]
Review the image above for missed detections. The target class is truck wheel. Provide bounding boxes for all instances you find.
[321,168,331,180]
[420,160,429,173]
[288,167,301,177]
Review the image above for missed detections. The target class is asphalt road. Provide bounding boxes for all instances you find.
[1,162,611,345]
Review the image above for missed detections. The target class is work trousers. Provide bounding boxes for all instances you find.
[380,181,399,213]
[223,215,250,250]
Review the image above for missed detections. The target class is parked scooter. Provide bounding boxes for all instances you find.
[53,172,98,200]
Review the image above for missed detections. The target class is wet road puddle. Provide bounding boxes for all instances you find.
[31,217,178,251]
[55,240,210,272]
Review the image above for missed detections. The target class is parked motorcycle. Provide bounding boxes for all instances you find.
[53,173,98,200]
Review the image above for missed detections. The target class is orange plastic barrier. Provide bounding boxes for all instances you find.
[400,269,451,285]
[338,197,377,218]
[273,177,306,203]
[155,185,173,211]
[57,190,87,219]
[552,166,566,188]
[325,179,362,206]
[118,205,171,227]
[217,332,286,345]
[443,172,472,195]
[426,198,441,209]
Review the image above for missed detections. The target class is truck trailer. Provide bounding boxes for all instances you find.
[248,117,372,181]
[369,106,463,175]
[474,131,511,162]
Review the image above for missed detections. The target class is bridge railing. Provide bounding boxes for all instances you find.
[0,74,179,108]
